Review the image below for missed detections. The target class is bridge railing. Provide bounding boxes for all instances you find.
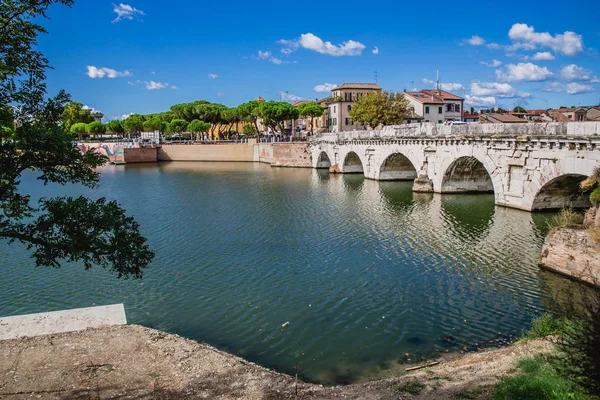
[311,121,600,142]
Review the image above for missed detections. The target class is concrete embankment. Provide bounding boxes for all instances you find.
[158,142,312,167]
[0,324,552,399]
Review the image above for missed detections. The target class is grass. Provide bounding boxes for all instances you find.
[519,313,571,342]
[454,387,483,399]
[549,208,585,229]
[493,355,592,400]
[394,379,425,395]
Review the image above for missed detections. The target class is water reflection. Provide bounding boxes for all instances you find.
[0,163,587,386]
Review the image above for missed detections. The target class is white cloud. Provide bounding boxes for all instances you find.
[280,92,302,102]
[560,64,600,82]
[112,3,144,23]
[256,50,295,65]
[145,81,169,90]
[208,74,219,79]
[495,62,553,82]
[467,35,486,46]
[422,78,434,85]
[481,59,502,67]
[487,43,502,50]
[470,82,530,98]
[465,95,496,108]
[313,83,337,93]
[114,113,133,121]
[507,23,583,56]
[440,83,465,91]
[542,82,595,95]
[86,65,131,79]
[217,92,224,97]
[281,48,293,55]
[372,46,379,55]
[531,52,555,60]
[279,33,366,56]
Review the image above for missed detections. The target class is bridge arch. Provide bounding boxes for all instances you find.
[316,151,332,169]
[342,151,365,174]
[439,156,496,194]
[379,153,418,181]
[531,174,591,211]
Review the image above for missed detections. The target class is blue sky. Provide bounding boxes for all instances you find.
[39,1,600,120]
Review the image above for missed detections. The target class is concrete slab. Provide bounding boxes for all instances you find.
[0,304,127,340]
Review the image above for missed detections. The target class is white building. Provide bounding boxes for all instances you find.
[327,83,382,132]
[403,89,464,123]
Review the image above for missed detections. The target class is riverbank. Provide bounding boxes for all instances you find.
[0,324,553,399]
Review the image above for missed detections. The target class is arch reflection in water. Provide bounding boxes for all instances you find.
[441,194,495,243]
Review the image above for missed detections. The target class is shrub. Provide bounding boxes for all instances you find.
[591,187,600,205]
[394,379,425,395]
[549,208,585,229]
[493,355,589,400]
[519,313,571,342]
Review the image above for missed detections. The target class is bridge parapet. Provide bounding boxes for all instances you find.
[313,121,600,142]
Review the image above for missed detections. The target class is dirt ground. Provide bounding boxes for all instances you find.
[0,325,553,399]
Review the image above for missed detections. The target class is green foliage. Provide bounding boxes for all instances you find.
[349,91,409,129]
[188,120,210,134]
[106,120,124,134]
[122,114,144,133]
[61,102,94,131]
[258,101,299,132]
[394,379,425,395]
[0,0,154,279]
[86,121,105,135]
[298,102,324,133]
[167,119,189,133]
[513,106,527,113]
[549,208,585,229]
[70,122,87,136]
[243,124,258,136]
[590,187,600,205]
[142,117,167,133]
[493,355,590,400]
[519,314,571,342]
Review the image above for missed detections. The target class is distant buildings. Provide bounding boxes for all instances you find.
[326,83,382,133]
[91,110,104,123]
[403,89,464,124]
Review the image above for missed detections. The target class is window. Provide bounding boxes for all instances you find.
[333,106,336,113]
[425,106,430,114]
[446,104,452,112]
[345,118,349,125]
[345,92,353,101]
[438,120,442,124]
[347,105,352,111]
[333,118,337,126]
[406,120,411,124]
[455,104,460,113]
[438,107,443,114]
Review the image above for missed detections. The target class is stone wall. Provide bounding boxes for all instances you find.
[124,147,157,163]
[540,228,600,286]
[256,143,312,167]
[316,121,600,141]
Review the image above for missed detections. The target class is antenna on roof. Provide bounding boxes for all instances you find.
[436,70,440,91]
[374,71,378,84]
[410,80,416,92]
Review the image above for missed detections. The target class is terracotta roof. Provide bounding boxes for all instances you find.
[291,100,311,107]
[526,109,547,115]
[317,96,332,104]
[256,96,266,102]
[421,89,464,101]
[480,113,525,123]
[405,112,424,120]
[332,83,382,90]
[403,91,444,104]
[463,113,478,119]
[548,110,570,122]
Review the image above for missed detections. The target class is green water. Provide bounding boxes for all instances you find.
[0,162,578,384]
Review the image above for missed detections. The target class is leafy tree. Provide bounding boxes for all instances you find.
[167,119,189,133]
[298,102,324,134]
[122,114,144,134]
[188,120,210,139]
[86,121,105,136]
[243,124,258,136]
[70,122,88,139]
[61,102,94,131]
[513,106,526,113]
[470,106,475,115]
[0,0,154,278]
[350,91,409,129]
[142,117,167,133]
[237,100,262,137]
[258,101,299,133]
[106,120,124,135]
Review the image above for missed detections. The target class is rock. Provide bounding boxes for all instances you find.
[540,228,600,286]
[328,164,340,174]
[584,206,598,226]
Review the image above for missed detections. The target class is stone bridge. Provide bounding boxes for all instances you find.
[309,122,600,211]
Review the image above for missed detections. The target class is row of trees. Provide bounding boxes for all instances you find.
[61,99,326,140]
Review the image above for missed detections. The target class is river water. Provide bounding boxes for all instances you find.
[0,162,579,384]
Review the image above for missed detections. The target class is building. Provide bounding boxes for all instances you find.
[402,89,464,124]
[548,107,588,122]
[463,113,478,123]
[91,110,104,123]
[586,106,600,121]
[327,83,382,132]
[479,113,526,124]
